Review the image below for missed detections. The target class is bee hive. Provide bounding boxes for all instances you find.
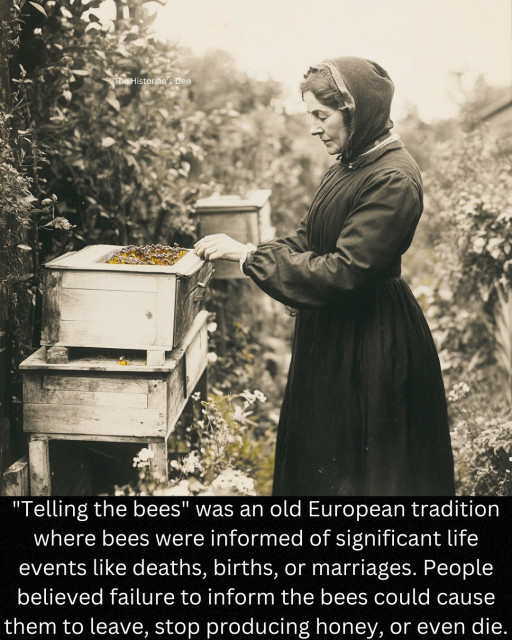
[21,311,209,495]
[40,244,213,361]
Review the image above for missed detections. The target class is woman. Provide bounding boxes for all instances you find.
[194,56,455,496]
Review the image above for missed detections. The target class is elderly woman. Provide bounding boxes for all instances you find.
[194,56,455,496]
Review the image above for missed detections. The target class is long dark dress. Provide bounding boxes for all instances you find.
[244,142,455,496]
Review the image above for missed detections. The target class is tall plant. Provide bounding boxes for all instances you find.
[423,126,512,392]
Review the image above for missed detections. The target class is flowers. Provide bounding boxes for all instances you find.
[471,237,486,255]
[181,450,203,475]
[240,389,267,404]
[210,468,255,495]
[132,447,154,468]
[448,382,470,404]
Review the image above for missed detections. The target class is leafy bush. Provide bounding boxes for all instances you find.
[420,127,512,390]
[115,390,268,496]
[10,0,221,256]
[449,382,512,495]
[405,113,512,495]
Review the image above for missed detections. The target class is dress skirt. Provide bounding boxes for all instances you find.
[272,276,455,496]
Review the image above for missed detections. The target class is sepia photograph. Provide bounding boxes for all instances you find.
[0,0,511,498]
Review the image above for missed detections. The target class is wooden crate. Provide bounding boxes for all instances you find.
[41,245,212,363]
[194,189,274,279]
[20,311,209,496]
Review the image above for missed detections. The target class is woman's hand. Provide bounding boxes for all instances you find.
[194,234,248,262]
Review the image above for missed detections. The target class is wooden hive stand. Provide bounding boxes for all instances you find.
[20,311,209,496]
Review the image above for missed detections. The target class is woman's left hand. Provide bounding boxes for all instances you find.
[194,234,247,262]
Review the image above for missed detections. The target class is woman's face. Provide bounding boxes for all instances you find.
[304,91,348,155]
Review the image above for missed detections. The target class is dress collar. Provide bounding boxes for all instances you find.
[338,133,403,170]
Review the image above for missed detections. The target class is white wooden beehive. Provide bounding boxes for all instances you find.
[40,245,213,356]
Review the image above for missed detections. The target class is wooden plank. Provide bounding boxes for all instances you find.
[148,379,166,408]
[43,375,148,393]
[56,319,158,348]
[167,310,209,364]
[148,442,168,480]
[60,289,157,323]
[167,358,186,433]
[3,456,29,496]
[174,261,212,345]
[62,270,159,292]
[22,373,42,404]
[40,270,63,344]
[30,433,166,444]
[168,394,189,436]
[44,244,121,267]
[185,321,208,396]
[30,389,148,409]
[20,347,166,373]
[147,380,166,432]
[155,276,175,346]
[24,405,166,437]
[28,439,51,496]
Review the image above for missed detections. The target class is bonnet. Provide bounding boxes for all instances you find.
[305,57,397,166]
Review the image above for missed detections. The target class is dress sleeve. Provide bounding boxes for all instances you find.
[259,214,308,253]
[243,169,422,309]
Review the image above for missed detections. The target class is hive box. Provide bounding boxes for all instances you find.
[21,311,209,495]
[40,245,212,362]
[194,189,274,278]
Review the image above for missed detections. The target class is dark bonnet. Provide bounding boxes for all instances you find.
[301,57,395,162]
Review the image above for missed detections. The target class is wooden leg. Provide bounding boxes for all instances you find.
[148,442,168,481]
[28,438,51,496]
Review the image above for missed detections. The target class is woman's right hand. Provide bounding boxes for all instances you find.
[194,233,248,262]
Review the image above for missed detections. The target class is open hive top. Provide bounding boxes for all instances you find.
[107,243,188,266]
[44,244,205,275]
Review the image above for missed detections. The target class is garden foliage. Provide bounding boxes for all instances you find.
[0,0,311,483]
[416,124,512,494]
